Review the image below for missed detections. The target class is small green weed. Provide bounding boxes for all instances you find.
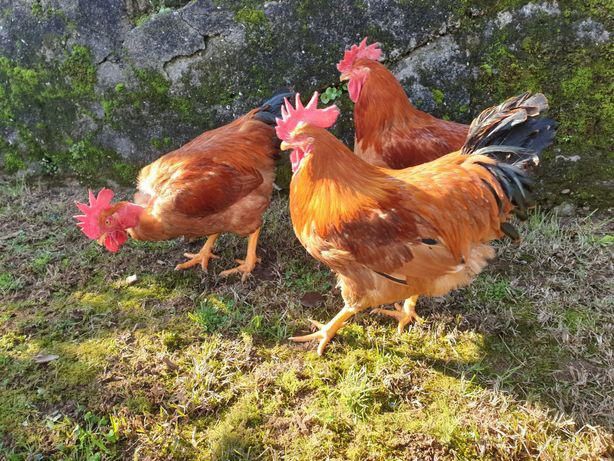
[0,273,22,293]
[189,295,236,333]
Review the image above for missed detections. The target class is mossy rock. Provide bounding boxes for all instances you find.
[0,0,611,206]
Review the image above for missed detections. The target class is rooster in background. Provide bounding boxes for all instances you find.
[75,90,293,281]
[337,38,469,169]
[276,92,556,354]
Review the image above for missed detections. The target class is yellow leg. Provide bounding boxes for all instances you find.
[372,295,423,334]
[175,234,220,271]
[289,305,358,356]
[219,227,262,282]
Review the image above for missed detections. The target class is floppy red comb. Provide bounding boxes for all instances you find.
[337,37,383,74]
[275,92,340,141]
[74,188,115,239]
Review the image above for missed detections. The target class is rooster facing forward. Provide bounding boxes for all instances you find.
[75,91,293,280]
[337,38,469,169]
[276,92,556,355]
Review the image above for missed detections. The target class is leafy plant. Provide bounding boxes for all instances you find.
[320,84,347,104]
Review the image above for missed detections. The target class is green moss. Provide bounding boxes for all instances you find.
[235,6,267,26]
[30,0,63,19]
[128,0,191,25]
[432,88,445,106]
[0,48,140,185]
[467,4,613,207]
[151,136,172,149]
[61,45,97,96]
[1,149,25,173]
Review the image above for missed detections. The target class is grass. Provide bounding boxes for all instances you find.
[0,174,612,460]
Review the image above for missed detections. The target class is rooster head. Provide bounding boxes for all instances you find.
[337,37,383,103]
[74,188,142,253]
[275,92,340,172]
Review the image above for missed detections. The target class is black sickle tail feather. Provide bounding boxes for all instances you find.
[462,92,557,238]
[253,88,295,126]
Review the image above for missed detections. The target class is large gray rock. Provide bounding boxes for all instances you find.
[123,10,206,72]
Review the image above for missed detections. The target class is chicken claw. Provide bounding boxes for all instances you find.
[372,295,422,334]
[219,256,262,282]
[219,227,262,282]
[175,234,220,271]
[289,306,357,355]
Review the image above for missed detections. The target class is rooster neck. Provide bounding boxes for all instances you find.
[289,127,396,238]
[354,63,432,145]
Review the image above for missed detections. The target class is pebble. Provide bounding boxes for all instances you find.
[300,292,325,308]
[561,189,571,195]
[554,201,576,217]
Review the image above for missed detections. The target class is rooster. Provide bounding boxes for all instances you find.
[276,92,556,355]
[75,90,293,281]
[337,38,469,169]
[338,38,472,326]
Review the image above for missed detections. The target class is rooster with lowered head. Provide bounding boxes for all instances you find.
[75,90,293,280]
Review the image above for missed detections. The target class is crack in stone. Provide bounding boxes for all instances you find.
[161,47,206,79]
[316,19,462,98]
[177,14,208,41]
[386,18,462,68]
[159,5,227,79]
[96,52,113,66]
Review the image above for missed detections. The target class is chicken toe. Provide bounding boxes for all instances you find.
[372,295,422,334]
[175,234,220,271]
[219,228,261,282]
[289,306,357,355]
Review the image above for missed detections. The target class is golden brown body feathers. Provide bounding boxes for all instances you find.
[290,127,511,310]
[129,110,278,241]
[353,59,469,169]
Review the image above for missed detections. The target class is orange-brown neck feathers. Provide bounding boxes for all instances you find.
[354,60,430,144]
[290,126,396,235]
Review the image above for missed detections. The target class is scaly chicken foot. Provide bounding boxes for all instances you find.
[372,295,422,334]
[289,306,357,356]
[219,228,261,282]
[175,234,220,271]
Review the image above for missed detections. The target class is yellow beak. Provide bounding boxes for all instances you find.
[96,233,107,245]
[339,73,349,82]
[280,141,290,151]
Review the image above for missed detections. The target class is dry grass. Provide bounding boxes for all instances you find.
[0,174,612,460]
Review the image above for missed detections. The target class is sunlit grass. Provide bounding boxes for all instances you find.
[0,176,612,460]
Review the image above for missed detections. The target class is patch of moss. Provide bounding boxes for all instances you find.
[128,0,192,25]
[0,148,25,173]
[465,3,613,207]
[235,6,267,26]
[431,88,445,106]
[61,45,97,96]
[0,49,138,185]
[30,0,63,19]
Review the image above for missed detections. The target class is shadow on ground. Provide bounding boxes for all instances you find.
[1,176,612,459]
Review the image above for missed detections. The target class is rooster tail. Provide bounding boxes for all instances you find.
[462,93,557,224]
[253,88,295,126]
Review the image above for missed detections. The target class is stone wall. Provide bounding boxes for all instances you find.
[0,0,611,206]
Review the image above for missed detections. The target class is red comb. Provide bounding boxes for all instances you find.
[337,37,383,73]
[275,92,340,141]
[74,188,115,239]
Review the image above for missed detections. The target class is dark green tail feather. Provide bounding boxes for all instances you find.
[253,89,295,126]
[463,93,557,226]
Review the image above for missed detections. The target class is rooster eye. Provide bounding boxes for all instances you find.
[105,218,111,226]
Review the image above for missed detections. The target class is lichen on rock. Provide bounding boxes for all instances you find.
[0,0,610,206]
